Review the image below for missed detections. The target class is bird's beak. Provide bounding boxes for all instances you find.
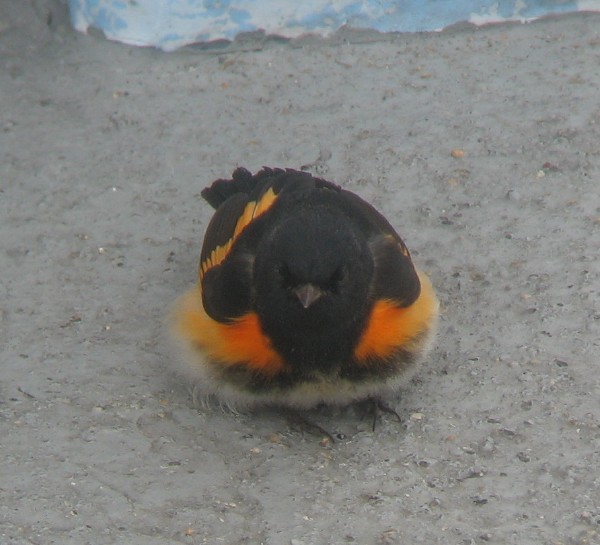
[294,283,324,309]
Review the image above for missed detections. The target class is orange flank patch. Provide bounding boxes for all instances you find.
[354,271,439,362]
[200,187,278,279]
[172,286,285,376]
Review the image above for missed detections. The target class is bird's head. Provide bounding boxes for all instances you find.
[253,206,374,367]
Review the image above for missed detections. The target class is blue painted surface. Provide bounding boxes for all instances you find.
[68,0,600,51]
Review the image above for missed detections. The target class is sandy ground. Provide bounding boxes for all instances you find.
[2,2,600,544]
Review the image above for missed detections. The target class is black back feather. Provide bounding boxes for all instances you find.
[198,167,421,325]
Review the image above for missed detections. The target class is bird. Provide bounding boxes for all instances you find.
[171,167,438,413]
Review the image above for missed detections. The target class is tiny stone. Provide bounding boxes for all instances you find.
[506,189,521,201]
[481,438,495,454]
[319,437,332,447]
[517,451,530,462]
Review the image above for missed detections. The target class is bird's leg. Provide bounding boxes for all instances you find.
[283,408,336,444]
[359,397,402,431]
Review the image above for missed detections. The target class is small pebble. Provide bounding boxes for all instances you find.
[451,148,465,158]
[516,451,530,462]
[481,438,495,454]
[542,162,559,171]
[506,189,521,201]
[319,436,332,447]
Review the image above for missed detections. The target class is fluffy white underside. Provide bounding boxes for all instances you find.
[171,313,438,411]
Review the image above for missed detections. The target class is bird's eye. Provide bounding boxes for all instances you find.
[326,266,346,292]
[276,262,296,287]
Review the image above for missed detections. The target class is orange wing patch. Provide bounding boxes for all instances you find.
[354,270,438,361]
[200,244,232,278]
[173,286,285,376]
[200,187,278,280]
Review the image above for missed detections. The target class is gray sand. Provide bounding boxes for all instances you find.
[1,3,599,544]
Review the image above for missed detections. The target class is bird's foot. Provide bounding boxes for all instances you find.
[357,397,402,431]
